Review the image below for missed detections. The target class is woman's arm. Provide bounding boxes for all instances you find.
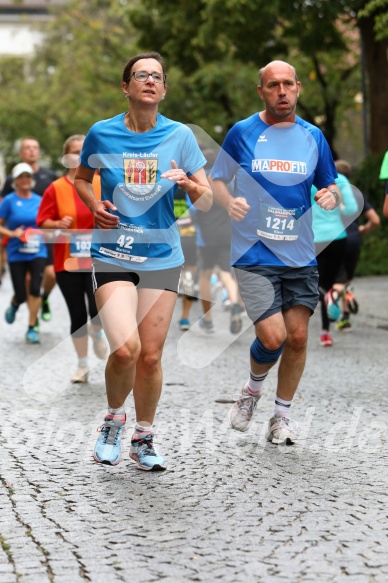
[184,167,212,211]
[0,217,23,239]
[74,165,119,229]
[161,162,212,212]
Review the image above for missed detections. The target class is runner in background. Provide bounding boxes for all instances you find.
[312,163,358,346]
[174,185,199,331]
[193,148,244,334]
[333,160,380,332]
[1,137,57,324]
[37,135,108,383]
[0,163,47,344]
[380,151,388,217]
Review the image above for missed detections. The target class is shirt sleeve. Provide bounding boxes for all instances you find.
[179,127,207,176]
[210,125,240,183]
[79,125,99,170]
[0,196,10,220]
[36,184,58,226]
[379,151,388,180]
[311,130,338,190]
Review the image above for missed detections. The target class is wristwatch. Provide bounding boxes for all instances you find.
[328,189,340,207]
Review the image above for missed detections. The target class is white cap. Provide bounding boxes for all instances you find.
[12,163,34,179]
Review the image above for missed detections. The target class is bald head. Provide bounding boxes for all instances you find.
[258,60,298,87]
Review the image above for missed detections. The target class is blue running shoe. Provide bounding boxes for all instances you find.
[26,327,40,344]
[179,318,190,331]
[5,303,18,324]
[130,432,166,471]
[94,414,126,465]
[324,289,340,322]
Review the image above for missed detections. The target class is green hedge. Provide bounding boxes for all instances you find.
[352,152,388,276]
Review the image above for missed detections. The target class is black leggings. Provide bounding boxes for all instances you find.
[56,270,101,338]
[9,258,46,305]
[315,238,347,330]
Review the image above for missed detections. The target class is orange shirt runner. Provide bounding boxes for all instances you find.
[37,175,101,272]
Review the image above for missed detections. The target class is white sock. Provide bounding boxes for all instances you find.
[246,371,267,395]
[274,396,292,417]
[135,423,154,434]
[108,405,126,419]
[78,357,88,368]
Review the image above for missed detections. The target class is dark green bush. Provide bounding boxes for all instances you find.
[352,152,386,210]
[357,233,388,276]
[352,152,388,276]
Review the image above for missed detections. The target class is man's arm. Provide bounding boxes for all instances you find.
[314,184,342,211]
[209,177,250,222]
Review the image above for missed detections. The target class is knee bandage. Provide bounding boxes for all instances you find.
[250,337,285,364]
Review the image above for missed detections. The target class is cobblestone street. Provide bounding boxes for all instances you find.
[1,273,388,582]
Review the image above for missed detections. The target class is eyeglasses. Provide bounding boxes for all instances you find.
[128,71,166,84]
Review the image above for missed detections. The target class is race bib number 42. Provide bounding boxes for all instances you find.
[97,225,149,263]
[257,203,301,241]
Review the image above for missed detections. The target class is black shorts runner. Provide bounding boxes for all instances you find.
[92,260,182,293]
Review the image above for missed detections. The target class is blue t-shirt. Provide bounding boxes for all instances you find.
[211,113,337,267]
[0,193,47,263]
[80,112,206,271]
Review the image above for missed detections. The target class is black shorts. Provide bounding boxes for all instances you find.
[9,257,46,303]
[45,243,54,266]
[198,245,231,272]
[92,260,182,293]
[235,265,319,324]
[335,235,361,283]
[181,235,197,267]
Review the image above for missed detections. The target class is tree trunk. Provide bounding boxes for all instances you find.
[358,16,388,154]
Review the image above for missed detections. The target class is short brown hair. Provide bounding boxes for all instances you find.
[122,52,166,85]
[335,159,351,178]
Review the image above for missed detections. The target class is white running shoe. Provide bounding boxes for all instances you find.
[265,415,298,445]
[71,366,89,384]
[229,386,261,432]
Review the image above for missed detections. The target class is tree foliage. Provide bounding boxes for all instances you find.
[129,0,365,156]
[359,0,388,40]
[0,0,139,168]
[0,0,387,172]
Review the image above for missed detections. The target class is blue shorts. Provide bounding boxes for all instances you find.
[234,265,319,323]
